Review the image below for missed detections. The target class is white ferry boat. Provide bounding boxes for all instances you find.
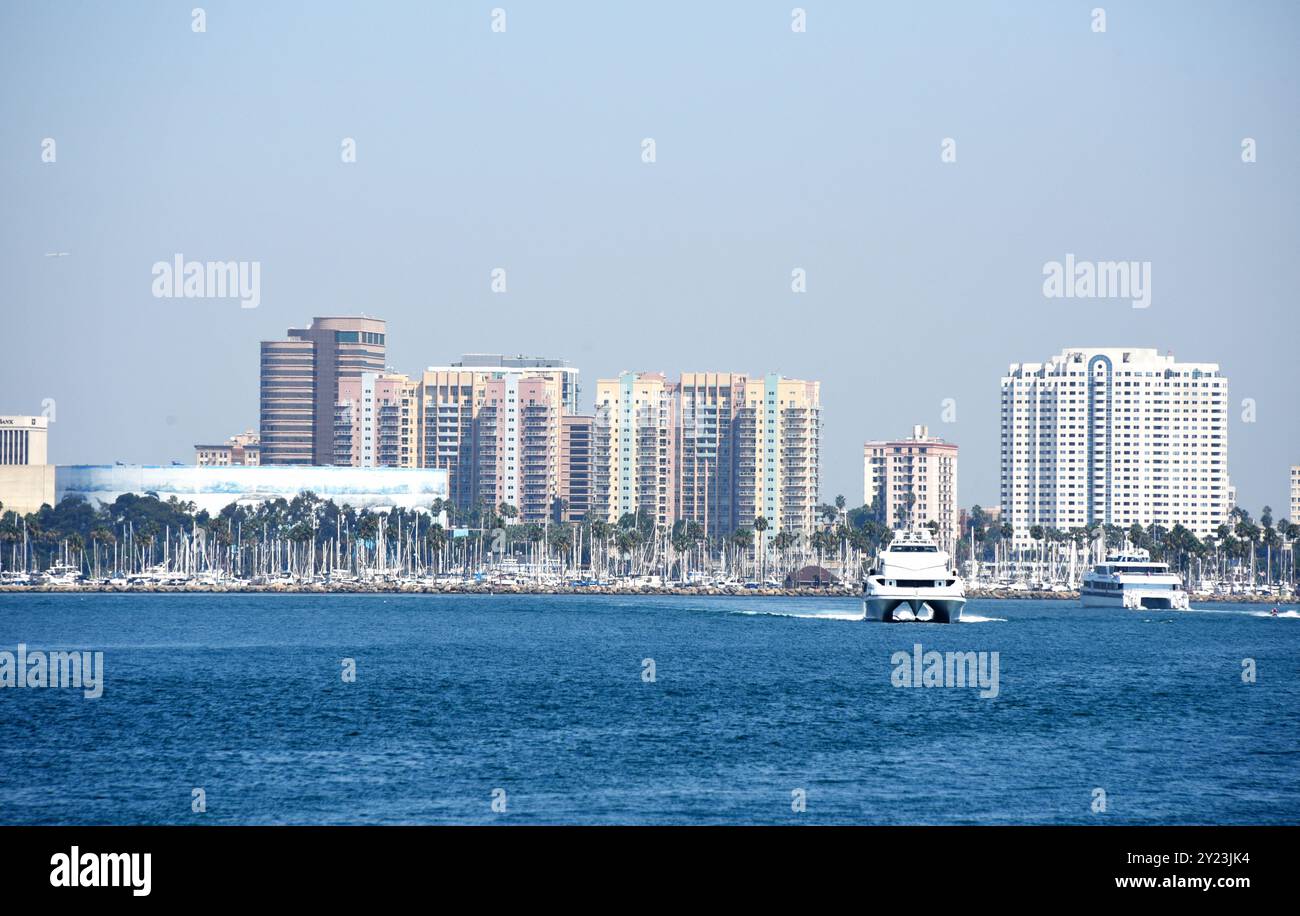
[862,528,965,623]
[1080,549,1189,610]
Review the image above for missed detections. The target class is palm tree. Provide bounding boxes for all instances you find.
[1235,516,1260,586]
[669,521,693,582]
[65,532,85,573]
[773,530,797,579]
[425,524,447,574]
[88,526,114,579]
[1262,523,1281,587]
[753,516,769,580]
[547,525,573,570]
[590,519,613,578]
[730,528,754,579]
[1284,521,1299,591]
[612,529,636,575]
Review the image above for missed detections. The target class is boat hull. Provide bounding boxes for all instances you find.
[863,592,965,623]
[1080,589,1189,611]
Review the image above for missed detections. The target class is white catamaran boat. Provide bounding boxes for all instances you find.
[862,528,966,623]
[1080,548,1189,610]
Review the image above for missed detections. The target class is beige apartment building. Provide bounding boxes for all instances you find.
[863,425,959,551]
[334,373,418,468]
[736,374,821,540]
[593,372,679,528]
[417,359,575,523]
[593,372,821,540]
[677,372,741,540]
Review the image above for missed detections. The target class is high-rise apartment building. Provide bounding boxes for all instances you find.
[593,372,679,528]
[735,374,821,540]
[451,354,579,413]
[863,425,959,551]
[260,316,386,465]
[417,368,480,509]
[559,415,594,523]
[1000,347,1230,545]
[475,373,564,522]
[678,372,741,540]
[593,372,821,539]
[334,373,418,468]
[417,359,573,522]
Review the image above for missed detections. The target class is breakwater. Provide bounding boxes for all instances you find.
[1,581,1292,603]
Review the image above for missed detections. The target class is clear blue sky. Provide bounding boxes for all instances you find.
[2,1,1297,517]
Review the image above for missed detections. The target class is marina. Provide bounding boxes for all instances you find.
[1,503,1294,606]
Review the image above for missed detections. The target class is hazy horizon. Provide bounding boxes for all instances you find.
[2,1,1297,518]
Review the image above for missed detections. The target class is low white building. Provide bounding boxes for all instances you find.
[56,464,448,515]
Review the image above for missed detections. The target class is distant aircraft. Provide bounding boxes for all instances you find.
[44,252,70,257]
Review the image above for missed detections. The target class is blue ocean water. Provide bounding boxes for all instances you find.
[0,593,1297,825]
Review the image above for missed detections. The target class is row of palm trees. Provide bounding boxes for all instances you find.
[2,492,898,583]
[960,505,1299,589]
[11,491,1290,589]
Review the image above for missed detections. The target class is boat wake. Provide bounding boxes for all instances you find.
[731,608,1007,623]
[733,608,866,621]
[1178,606,1299,618]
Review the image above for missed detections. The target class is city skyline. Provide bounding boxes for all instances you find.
[3,2,1297,515]
[1,2,1298,850]
[4,316,1298,523]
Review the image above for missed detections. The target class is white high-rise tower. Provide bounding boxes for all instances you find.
[1000,347,1230,545]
